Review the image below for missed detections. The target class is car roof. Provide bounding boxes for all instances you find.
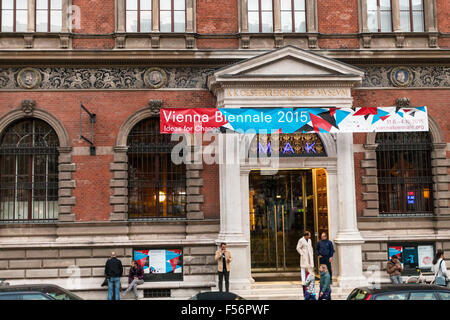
[0,291,50,295]
[192,292,242,300]
[355,284,450,294]
[0,284,64,291]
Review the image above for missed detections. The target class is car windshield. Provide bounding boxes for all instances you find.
[40,287,82,300]
[347,289,369,300]
[374,292,408,300]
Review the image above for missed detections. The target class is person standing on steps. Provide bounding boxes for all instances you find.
[215,242,232,292]
[316,232,335,283]
[296,231,314,295]
[104,251,124,300]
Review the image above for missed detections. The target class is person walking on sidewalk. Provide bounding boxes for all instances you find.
[105,251,124,300]
[215,243,232,292]
[315,232,335,283]
[386,255,403,284]
[296,231,314,294]
[123,260,145,299]
[433,250,449,287]
[318,264,331,300]
[303,269,316,300]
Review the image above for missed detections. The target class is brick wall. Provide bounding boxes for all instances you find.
[352,89,450,216]
[317,0,359,34]
[196,0,238,34]
[0,90,216,222]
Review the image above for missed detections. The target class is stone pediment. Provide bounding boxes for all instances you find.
[208,45,365,86]
[208,46,365,108]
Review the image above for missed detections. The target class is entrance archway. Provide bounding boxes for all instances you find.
[249,168,329,273]
[208,45,366,289]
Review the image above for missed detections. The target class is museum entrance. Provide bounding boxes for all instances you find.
[249,169,329,272]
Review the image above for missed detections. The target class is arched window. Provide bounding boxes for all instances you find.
[127,117,186,219]
[376,132,433,215]
[0,118,59,222]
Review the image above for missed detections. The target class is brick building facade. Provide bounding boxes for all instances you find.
[0,0,448,298]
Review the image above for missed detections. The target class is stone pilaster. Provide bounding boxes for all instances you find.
[361,143,379,217]
[57,147,76,222]
[432,143,449,215]
[186,163,204,220]
[109,146,128,221]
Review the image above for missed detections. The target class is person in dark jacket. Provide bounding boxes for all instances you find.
[318,264,331,300]
[315,232,335,283]
[105,251,123,300]
[123,260,145,299]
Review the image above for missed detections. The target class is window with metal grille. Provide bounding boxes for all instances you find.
[127,117,186,220]
[143,288,171,298]
[0,119,59,223]
[376,132,433,216]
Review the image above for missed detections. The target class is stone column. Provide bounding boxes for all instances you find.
[334,133,366,288]
[273,0,281,32]
[116,0,125,32]
[27,0,35,32]
[217,133,252,290]
[305,0,318,48]
[325,167,340,281]
[391,0,401,32]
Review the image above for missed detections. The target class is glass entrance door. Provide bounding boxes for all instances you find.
[249,169,328,272]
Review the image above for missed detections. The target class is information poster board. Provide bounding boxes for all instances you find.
[388,246,403,260]
[403,246,419,270]
[417,245,434,270]
[133,248,183,281]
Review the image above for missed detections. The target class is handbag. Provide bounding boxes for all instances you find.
[101,278,108,287]
[435,260,447,286]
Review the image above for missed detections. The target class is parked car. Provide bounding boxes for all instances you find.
[0,284,83,300]
[347,284,450,300]
[190,291,245,300]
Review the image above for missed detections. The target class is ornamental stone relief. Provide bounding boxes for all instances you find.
[0,65,448,90]
[0,67,215,90]
[360,65,450,88]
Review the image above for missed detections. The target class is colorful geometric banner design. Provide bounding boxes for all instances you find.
[133,249,182,274]
[160,107,428,134]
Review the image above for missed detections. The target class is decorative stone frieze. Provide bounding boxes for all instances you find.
[0,66,448,90]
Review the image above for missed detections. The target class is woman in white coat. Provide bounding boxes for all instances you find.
[296,231,315,292]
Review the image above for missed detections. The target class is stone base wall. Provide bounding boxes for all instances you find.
[0,220,220,298]
[359,216,450,283]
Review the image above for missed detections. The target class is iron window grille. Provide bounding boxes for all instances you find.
[0,119,59,223]
[376,132,433,216]
[127,117,186,220]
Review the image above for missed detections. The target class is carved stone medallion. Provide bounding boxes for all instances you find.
[17,68,41,89]
[144,67,167,89]
[390,66,413,87]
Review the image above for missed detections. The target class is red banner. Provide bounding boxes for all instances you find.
[160,108,226,133]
